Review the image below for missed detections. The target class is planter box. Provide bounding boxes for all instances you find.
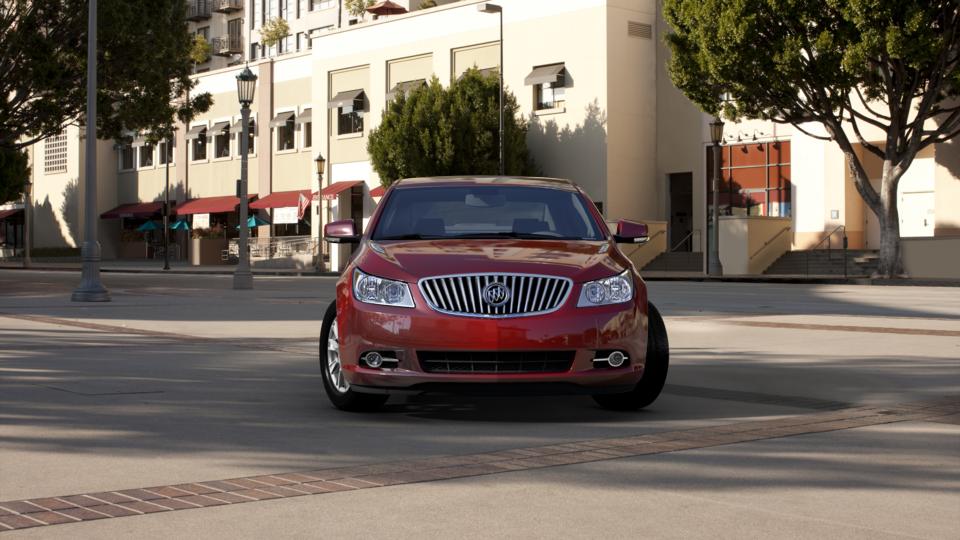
[190,238,228,266]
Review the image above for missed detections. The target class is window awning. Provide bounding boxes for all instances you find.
[524,64,565,86]
[185,125,207,140]
[250,189,313,209]
[0,208,23,220]
[232,118,256,131]
[328,89,365,109]
[385,80,426,101]
[317,180,364,201]
[100,201,165,219]
[210,121,230,133]
[370,186,386,198]
[295,109,312,125]
[269,111,295,128]
[175,195,257,215]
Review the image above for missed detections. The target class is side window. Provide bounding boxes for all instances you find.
[338,105,363,135]
[192,129,208,161]
[277,116,296,150]
[138,144,154,168]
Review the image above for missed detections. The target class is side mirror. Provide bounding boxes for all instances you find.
[324,219,361,244]
[613,220,649,244]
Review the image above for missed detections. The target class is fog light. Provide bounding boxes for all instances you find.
[364,352,384,369]
[607,351,627,368]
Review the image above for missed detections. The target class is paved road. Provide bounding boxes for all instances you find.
[0,270,957,538]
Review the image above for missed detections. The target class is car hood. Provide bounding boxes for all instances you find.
[353,239,630,283]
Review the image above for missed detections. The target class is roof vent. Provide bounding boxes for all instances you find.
[628,21,652,40]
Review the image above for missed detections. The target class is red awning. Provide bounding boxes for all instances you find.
[250,190,313,209]
[100,202,164,219]
[176,195,256,215]
[317,181,364,201]
[0,208,23,220]
[370,186,386,198]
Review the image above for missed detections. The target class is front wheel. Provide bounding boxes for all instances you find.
[319,302,388,412]
[593,302,669,411]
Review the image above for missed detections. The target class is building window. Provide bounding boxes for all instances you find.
[303,122,312,148]
[296,32,302,51]
[139,144,154,168]
[536,81,565,110]
[525,64,567,111]
[119,144,134,171]
[277,116,296,150]
[250,43,259,60]
[196,26,210,40]
[158,139,174,165]
[247,121,256,155]
[311,0,335,10]
[44,131,68,174]
[215,127,231,158]
[708,140,792,218]
[338,105,363,135]
[192,129,208,161]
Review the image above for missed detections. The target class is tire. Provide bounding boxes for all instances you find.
[593,302,669,411]
[319,302,389,412]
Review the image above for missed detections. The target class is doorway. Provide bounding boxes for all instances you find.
[669,172,693,251]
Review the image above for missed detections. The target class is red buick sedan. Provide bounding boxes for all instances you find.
[320,177,668,412]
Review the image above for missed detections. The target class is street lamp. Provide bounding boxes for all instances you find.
[314,151,325,272]
[234,65,257,290]
[163,131,172,271]
[478,2,504,176]
[22,180,31,269]
[708,117,725,277]
[72,0,110,302]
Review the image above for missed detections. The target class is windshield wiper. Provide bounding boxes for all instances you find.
[450,232,579,240]
[375,234,442,240]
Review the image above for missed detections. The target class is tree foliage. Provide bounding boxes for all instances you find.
[664,0,960,277]
[189,34,212,65]
[345,0,375,19]
[368,69,535,186]
[259,16,290,49]
[0,147,29,205]
[0,0,212,201]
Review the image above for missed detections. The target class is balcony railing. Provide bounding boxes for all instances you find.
[213,0,243,13]
[187,0,212,21]
[212,35,243,56]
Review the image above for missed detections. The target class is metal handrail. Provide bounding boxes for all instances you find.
[670,229,701,253]
[749,226,791,260]
[806,225,848,277]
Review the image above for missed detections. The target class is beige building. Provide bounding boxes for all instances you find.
[7,0,960,278]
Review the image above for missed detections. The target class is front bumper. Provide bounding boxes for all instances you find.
[336,292,649,394]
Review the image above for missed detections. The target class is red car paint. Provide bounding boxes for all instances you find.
[330,177,650,394]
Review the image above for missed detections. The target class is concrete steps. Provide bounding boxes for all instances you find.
[642,251,704,273]
[764,250,880,276]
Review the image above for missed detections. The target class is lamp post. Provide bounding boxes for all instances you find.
[314,151,325,272]
[234,66,257,290]
[708,118,725,277]
[478,3,504,176]
[163,134,171,271]
[72,0,110,302]
[23,180,31,269]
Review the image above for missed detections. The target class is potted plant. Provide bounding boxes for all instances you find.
[189,224,228,265]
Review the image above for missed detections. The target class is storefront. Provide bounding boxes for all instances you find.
[176,195,257,265]
[0,207,24,257]
[99,202,169,259]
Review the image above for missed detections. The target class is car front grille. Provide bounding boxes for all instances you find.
[418,351,576,374]
[418,273,573,317]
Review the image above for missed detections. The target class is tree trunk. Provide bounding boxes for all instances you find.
[876,162,904,278]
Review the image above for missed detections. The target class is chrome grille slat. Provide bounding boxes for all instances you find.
[418,273,572,318]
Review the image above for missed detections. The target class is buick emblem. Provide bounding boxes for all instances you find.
[482,282,511,307]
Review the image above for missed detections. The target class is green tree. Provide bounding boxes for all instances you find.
[368,69,534,186]
[345,0,375,20]
[0,0,212,201]
[259,16,290,49]
[189,34,212,65]
[663,0,960,277]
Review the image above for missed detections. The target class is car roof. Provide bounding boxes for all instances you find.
[392,176,581,192]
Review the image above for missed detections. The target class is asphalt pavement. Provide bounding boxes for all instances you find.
[0,270,957,538]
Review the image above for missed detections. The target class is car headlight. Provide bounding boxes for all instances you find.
[577,269,634,307]
[353,269,415,308]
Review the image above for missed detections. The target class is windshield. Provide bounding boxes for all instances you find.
[372,185,606,241]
